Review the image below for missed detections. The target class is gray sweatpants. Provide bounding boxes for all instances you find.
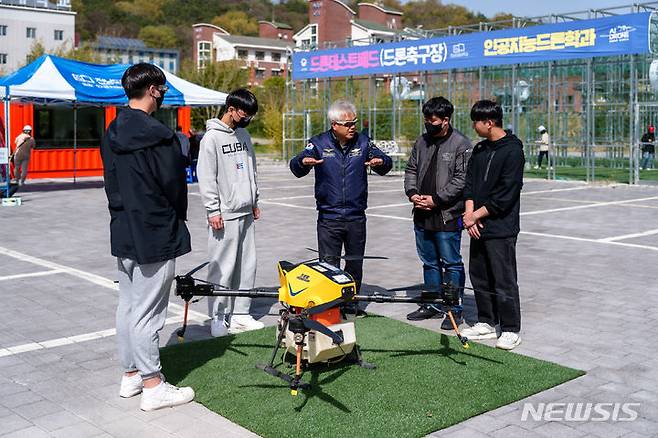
[116,257,175,379]
[207,214,256,320]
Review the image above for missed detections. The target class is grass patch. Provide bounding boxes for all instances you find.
[161,316,583,437]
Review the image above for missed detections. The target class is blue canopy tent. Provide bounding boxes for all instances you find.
[0,55,227,194]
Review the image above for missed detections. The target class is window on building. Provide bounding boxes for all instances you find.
[169,61,175,71]
[255,69,265,80]
[54,30,63,41]
[33,105,105,149]
[198,41,211,68]
[255,51,265,61]
[0,25,7,36]
[271,69,281,77]
[237,49,248,59]
[0,54,7,64]
[272,52,281,62]
[26,27,36,38]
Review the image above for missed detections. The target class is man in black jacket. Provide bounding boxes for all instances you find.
[460,100,524,351]
[101,63,194,411]
[404,97,471,329]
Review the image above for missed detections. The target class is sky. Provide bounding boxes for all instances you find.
[442,0,637,18]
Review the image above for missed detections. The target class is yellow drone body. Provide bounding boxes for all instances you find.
[277,260,356,309]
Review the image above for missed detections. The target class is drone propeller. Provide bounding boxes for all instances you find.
[301,317,344,345]
[304,248,389,261]
[182,262,210,278]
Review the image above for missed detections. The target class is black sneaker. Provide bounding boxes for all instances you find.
[406,305,443,321]
[441,310,463,330]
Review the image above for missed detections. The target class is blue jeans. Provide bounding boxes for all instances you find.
[641,151,655,170]
[414,225,465,312]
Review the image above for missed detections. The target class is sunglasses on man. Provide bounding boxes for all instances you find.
[334,119,358,128]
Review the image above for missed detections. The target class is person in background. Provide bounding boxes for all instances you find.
[175,126,190,165]
[641,124,655,170]
[361,119,370,138]
[12,125,35,186]
[188,128,201,181]
[534,125,551,170]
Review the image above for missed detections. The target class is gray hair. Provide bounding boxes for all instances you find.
[328,100,357,122]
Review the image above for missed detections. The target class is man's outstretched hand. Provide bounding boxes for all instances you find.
[302,157,324,166]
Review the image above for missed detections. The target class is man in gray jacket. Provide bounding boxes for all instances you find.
[197,88,262,337]
[404,96,472,329]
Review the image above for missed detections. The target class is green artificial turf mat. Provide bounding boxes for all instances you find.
[161,316,583,437]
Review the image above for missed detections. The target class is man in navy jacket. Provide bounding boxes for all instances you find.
[290,100,392,309]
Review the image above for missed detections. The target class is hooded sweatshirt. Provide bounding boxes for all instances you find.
[464,133,525,239]
[101,107,191,264]
[197,118,258,221]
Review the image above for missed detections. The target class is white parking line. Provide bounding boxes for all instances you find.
[521,230,658,252]
[257,201,658,252]
[368,203,409,209]
[258,200,315,210]
[520,196,658,216]
[0,247,208,322]
[598,228,658,242]
[0,269,65,282]
[520,185,605,196]
[0,314,186,358]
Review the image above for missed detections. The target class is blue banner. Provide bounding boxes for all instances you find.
[292,12,652,80]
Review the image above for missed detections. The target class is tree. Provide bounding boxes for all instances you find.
[139,25,178,49]
[258,76,286,152]
[401,0,486,31]
[115,0,166,20]
[211,11,259,36]
[25,41,46,65]
[178,59,250,129]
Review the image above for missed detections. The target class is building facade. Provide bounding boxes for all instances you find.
[0,0,75,73]
[293,0,403,49]
[93,36,180,73]
[192,22,293,86]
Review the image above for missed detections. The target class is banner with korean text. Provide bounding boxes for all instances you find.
[292,12,653,80]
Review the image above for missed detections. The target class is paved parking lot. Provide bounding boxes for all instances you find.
[1,162,657,437]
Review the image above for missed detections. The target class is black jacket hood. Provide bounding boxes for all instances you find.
[106,107,174,153]
[485,133,523,151]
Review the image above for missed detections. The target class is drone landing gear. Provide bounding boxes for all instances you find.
[345,345,376,369]
[256,313,312,395]
[445,308,470,349]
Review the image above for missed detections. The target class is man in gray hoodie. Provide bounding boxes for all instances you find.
[197,88,262,337]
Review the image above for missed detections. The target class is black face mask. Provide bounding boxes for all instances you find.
[155,94,165,110]
[235,115,252,128]
[425,122,443,136]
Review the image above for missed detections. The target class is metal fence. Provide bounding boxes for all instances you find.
[284,2,658,184]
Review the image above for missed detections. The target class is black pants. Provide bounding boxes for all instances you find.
[537,151,549,168]
[317,217,366,292]
[469,237,521,332]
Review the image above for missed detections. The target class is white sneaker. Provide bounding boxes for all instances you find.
[496,332,521,350]
[210,317,229,337]
[140,381,195,411]
[533,165,539,169]
[119,373,143,398]
[460,322,497,340]
[231,315,265,331]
